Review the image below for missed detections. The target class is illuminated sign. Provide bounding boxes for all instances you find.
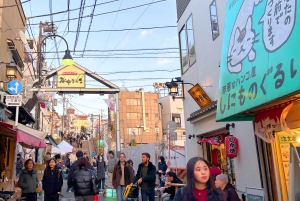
[57,65,85,88]
[188,84,212,108]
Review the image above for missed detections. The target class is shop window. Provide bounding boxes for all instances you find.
[209,0,220,40]
[186,14,196,66]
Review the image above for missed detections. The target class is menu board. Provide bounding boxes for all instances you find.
[246,187,264,201]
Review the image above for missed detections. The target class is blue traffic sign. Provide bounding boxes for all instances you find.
[7,80,23,95]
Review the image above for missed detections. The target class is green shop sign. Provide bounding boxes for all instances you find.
[217,0,299,121]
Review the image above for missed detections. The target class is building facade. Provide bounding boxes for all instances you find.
[160,96,185,146]
[176,0,261,198]
[118,90,163,147]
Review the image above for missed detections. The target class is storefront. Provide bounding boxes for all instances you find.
[0,119,47,191]
[217,0,300,200]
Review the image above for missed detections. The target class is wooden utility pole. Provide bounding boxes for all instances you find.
[35,21,43,130]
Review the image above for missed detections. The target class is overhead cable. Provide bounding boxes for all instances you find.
[27,0,166,25]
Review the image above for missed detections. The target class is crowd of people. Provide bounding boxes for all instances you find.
[13,149,241,201]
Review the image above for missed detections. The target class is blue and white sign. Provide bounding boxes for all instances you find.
[7,80,23,95]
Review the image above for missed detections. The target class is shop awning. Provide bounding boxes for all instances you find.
[0,120,47,149]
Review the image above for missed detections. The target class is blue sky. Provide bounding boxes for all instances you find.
[22,0,180,116]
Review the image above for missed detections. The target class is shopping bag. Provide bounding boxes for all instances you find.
[123,184,139,198]
[93,194,99,201]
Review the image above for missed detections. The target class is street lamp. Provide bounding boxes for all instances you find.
[38,34,74,85]
[6,63,17,80]
[165,77,194,100]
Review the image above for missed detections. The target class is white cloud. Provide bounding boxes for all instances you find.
[139,30,153,39]
[157,58,173,66]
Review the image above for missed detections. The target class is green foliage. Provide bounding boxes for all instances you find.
[130,139,137,146]
[81,126,87,133]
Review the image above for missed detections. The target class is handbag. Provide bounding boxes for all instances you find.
[89,170,99,195]
[123,184,139,198]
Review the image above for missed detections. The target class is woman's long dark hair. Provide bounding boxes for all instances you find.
[45,158,59,174]
[159,156,165,163]
[183,157,216,201]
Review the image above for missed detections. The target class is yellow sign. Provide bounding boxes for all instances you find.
[74,120,90,127]
[57,65,85,88]
[188,84,212,108]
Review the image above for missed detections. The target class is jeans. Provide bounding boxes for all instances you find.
[98,178,105,189]
[141,189,155,201]
[21,193,37,201]
[116,185,126,201]
[44,194,59,201]
[163,197,173,201]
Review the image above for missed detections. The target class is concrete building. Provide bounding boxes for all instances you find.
[160,96,185,146]
[175,0,261,198]
[118,90,163,147]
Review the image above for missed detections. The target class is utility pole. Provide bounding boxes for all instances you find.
[91,114,94,137]
[62,94,65,134]
[35,21,43,130]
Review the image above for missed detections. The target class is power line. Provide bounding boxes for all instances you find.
[94,0,157,72]
[0,0,30,8]
[28,0,119,19]
[27,47,179,53]
[102,0,124,53]
[43,56,179,59]
[74,0,87,52]
[67,25,177,32]
[28,0,166,25]
[82,0,98,55]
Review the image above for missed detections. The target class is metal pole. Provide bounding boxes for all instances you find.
[116,93,120,152]
[62,94,65,134]
[140,118,142,145]
[15,106,19,127]
[51,98,54,136]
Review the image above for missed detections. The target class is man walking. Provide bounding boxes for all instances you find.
[133,153,156,201]
[214,174,240,201]
[107,150,118,185]
[67,150,83,192]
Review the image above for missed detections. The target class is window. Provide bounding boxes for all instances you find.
[127,113,138,119]
[173,117,181,124]
[127,128,141,135]
[126,99,141,105]
[179,15,196,74]
[186,15,196,66]
[209,0,220,40]
[179,26,188,73]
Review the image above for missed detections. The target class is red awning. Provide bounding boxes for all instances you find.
[17,130,47,149]
[0,121,47,149]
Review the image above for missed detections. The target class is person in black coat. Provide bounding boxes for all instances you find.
[157,156,168,187]
[67,151,83,192]
[96,154,107,190]
[163,171,183,201]
[71,157,98,200]
[215,174,240,201]
[42,158,63,201]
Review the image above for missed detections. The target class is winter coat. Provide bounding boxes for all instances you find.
[163,178,183,200]
[96,157,107,179]
[157,162,168,177]
[67,161,79,188]
[18,169,39,193]
[71,168,97,196]
[42,167,63,196]
[223,183,240,201]
[112,161,133,188]
[65,157,71,168]
[133,161,156,190]
[173,187,224,201]
[107,156,118,173]
[16,158,23,170]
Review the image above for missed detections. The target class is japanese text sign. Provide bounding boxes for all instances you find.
[5,95,22,106]
[217,0,299,121]
[57,65,85,88]
[225,136,238,158]
[188,84,212,108]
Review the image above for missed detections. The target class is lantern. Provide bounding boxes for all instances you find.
[225,136,239,158]
[211,149,221,166]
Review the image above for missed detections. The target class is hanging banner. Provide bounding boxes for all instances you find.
[37,92,55,102]
[280,102,297,135]
[198,134,225,146]
[217,0,299,121]
[104,99,115,111]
